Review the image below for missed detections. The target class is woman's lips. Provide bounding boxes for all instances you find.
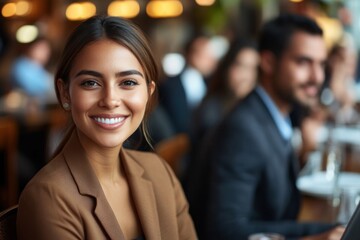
[93,117,125,124]
[91,115,127,129]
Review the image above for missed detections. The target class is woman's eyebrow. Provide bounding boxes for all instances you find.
[75,70,102,78]
[74,69,144,78]
[115,70,144,78]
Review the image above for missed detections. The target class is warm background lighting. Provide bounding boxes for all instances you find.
[2,3,16,17]
[15,1,31,16]
[16,25,39,43]
[289,0,303,2]
[195,0,216,7]
[2,1,31,18]
[108,0,140,18]
[65,2,96,21]
[146,0,183,18]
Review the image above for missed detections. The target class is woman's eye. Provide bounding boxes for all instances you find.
[121,79,138,87]
[80,80,99,88]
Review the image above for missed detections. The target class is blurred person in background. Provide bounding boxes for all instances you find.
[9,38,56,190]
[182,38,258,180]
[296,34,360,166]
[321,34,359,124]
[10,37,55,111]
[185,13,344,239]
[158,33,219,135]
[189,38,259,149]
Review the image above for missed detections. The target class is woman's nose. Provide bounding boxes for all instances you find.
[99,87,120,109]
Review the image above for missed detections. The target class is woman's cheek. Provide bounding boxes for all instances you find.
[125,93,149,116]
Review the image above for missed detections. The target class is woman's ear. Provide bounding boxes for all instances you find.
[56,79,70,110]
[149,81,156,96]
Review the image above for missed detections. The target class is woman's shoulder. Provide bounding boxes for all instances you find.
[123,149,177,185]
[123,149,167,170]
[20,153,75,199]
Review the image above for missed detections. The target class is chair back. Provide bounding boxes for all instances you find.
[155,133,190,176]
[0,117,18,207]
[0,205,18,240]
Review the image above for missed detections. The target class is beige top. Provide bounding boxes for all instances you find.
[17,132,197,240]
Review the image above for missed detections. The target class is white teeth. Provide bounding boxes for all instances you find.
[94,117,124,124]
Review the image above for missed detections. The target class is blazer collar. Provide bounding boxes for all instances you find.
[63,131,161,240]
[63,131,125,239]
[121,150,161,240]
[252,91,292,160]
[252,91,300,179]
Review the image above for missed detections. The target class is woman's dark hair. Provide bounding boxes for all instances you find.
[207,38,257,97]
[53,15,158,155]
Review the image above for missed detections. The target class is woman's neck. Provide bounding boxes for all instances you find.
[76,130,124,184]
[88,149,123,184]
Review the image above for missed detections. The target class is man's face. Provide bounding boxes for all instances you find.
[189,37,218,77]
[273,31,327,107]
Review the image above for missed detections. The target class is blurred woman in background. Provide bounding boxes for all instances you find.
[190,39,259,146]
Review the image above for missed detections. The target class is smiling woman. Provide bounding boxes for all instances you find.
[58,39,153,150]
[16,15,197,240]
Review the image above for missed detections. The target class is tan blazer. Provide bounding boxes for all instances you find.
[17,132,197,240]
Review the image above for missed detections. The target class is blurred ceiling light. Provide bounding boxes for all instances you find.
[1,1,32,18]
[146,0,183,18]
[82,2,96,17]
[16,1,31,16]
[162,53,185,76]
[108,0,140,18]
[209,36,229,59]
[195,0,216,6]
[66,2,96,21]
[66,3,82,20]
[289,0,303,2]
[16,25,39,43]
[2,3,17,17]
[316,16,343,50]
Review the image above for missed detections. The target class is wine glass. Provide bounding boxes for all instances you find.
[248,233,285,240]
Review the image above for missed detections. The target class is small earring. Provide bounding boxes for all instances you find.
[63,102,70,110]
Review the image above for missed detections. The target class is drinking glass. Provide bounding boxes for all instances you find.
[321,141,344,207]
[248,233,285,240]
[337,186,360,224]
[323,142,343,181]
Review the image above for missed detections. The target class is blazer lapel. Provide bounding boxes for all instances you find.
[63,131,125,240]
[121,150,161,240]
[256,92,300,176]
[253,91,292,162]
[93,195,126,240]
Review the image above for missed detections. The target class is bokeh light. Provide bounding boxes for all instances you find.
[16,25,39,43]
[108,0,140,18]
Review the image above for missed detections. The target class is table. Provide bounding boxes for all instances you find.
[299,195,339,223]
[298,133,360,223]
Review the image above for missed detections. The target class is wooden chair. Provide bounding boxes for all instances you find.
[0,205,18,240]
[0,117,18,207]
[155,133,190,176]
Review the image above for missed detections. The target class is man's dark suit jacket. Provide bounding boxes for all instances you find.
[159,73,190,134]
[184,89,336,240]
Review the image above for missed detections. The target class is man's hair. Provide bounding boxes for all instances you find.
[259,13,323,57]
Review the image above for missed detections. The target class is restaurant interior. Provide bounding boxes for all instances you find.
[1,0,360,235]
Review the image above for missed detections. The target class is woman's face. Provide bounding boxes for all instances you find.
[228,48,259,99]
[58,39,155,149]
